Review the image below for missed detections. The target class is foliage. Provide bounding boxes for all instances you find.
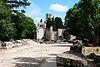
[0,0,36,41]
[40,19,42,22]
[55,17,64,30]
[52,17,57,31]
[6,0,31,13]
[0,0,15,41]
[46,17,64,31]
[46,18,53,29]
[18,16,36,39]
[11,13,36,39]
[64,0,100,43]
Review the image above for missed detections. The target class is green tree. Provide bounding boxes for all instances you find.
[52,17,57,31]
[93,0,100,45]
[12,13,36,39]
[55,17,64,30]
[6,0,30,13]
[46,17,63,31]
[46,18,53,29]
[64,0,96,43]
[21,16,36,39]
[40,19,42,22]
[0,0,15,41]
[0,0,36,41]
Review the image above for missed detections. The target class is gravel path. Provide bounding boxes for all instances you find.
[0,41,72,67]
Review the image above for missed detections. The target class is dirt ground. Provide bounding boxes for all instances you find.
[0,41,72,67]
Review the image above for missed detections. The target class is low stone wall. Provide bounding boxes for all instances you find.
[56,52,87,67]
[1,39,34,49]
[82,47,100,56]
[3,42,14,49]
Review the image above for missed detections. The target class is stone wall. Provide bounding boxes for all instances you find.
[37,27,45,40]
[82,47,100,56]
[56,52,87,67]
[50,31,57,41]
[1,39,34,49]
[44,29,51,41]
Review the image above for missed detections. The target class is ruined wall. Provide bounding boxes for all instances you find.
[82,47,100,56]
[37,27,45,40]
[56,52,87,67]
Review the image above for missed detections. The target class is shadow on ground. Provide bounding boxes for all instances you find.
[53,45,71,47]
[14,57,47,67]
[86,53,100,67]
[14,56,56,67]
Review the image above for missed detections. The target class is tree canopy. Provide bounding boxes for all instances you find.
[0,0,36,41]
[46,17,64,31]
[64,0,100,44]
[55,17,64,30]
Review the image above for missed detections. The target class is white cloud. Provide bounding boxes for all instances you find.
[36,17,41,22]
[50,3,68,12]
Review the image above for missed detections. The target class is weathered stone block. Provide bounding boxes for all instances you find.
[16,40,22,43]
[56,52,87,67]
[82,47,100,56]
[3,42,13,49]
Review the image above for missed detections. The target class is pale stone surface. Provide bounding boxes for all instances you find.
[16,40,22,43]
[56,52,88,67]
[50,31,57,41]
[2,40,25,49]
[58,29,63,37]
[45,30,51,40]
[70,35,76,41]
[3,42,13,49]
[82,47,100,56]
[0,40,72,67]
[37,27,45,40]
